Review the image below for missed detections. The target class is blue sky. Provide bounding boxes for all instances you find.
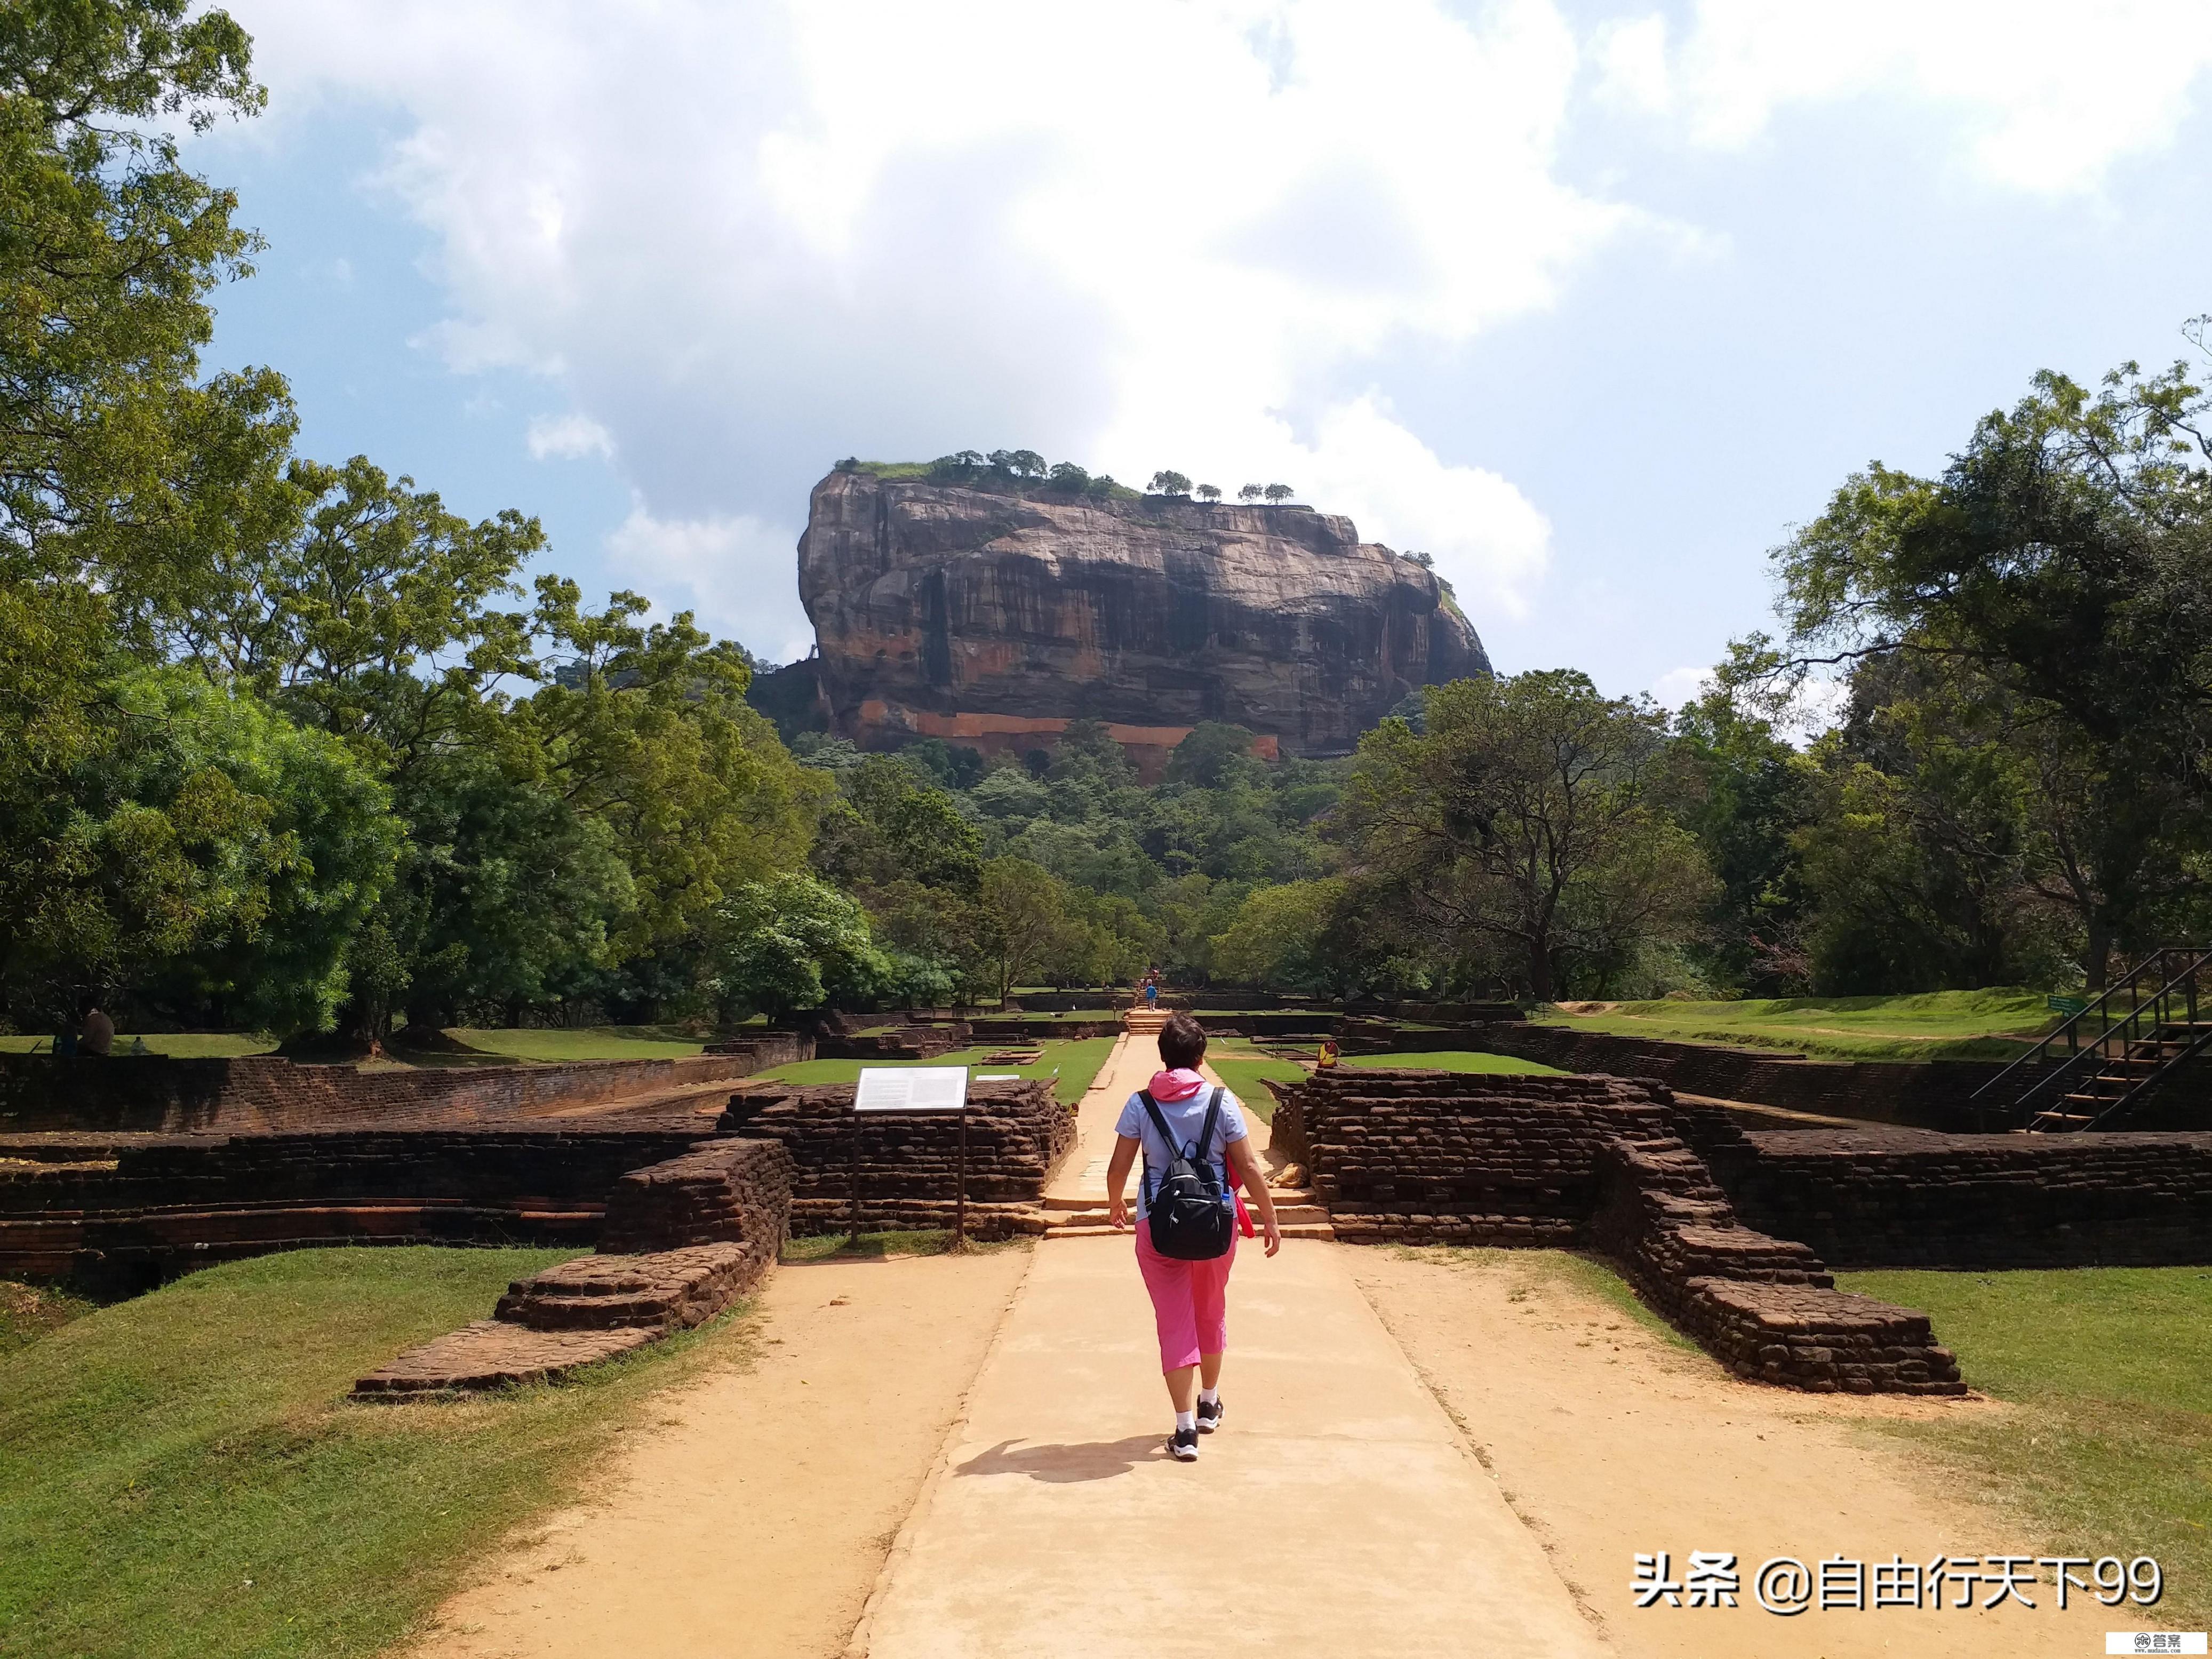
[193,1,2212,705]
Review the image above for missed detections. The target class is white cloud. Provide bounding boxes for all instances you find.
[526,412,615,462]
[1612,1,2212,193]
[1592,14,1674,116]
[604,501,811,663]
[1650,664,1712,708]
[210,0,1636,648]
[202,0,2212,658]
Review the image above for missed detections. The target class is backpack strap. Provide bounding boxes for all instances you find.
[1137,1088,1228,1200]
[1136,1090,1167,1206]
[1195,1087,1224,1172]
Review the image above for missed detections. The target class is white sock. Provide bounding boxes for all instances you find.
[1199,1387,1220,1407]
[1175,1409,1196,1433]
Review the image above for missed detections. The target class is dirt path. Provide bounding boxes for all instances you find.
[404,1246,1031,1659]
[1348,1248,2118,1656]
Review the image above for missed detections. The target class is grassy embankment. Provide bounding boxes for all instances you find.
[443,1024,708,1062]
[754,1035,1117,1105]
[1197,1039,1563,1127]
[0,1247,767,1659]
[0,1033,276,1057]
[1834,1265,2212,1625]
[0,1026,717,1062]
[0,1280,94,1359]
[1540,987,2056,1062]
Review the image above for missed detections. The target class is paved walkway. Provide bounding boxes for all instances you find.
[849,1233,1608,1657]
[1046,1031,1255,1202]
[1044,1033,1144,1202]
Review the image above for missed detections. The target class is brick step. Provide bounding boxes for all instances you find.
[1039,1189,1318,1211]
[1042,1221,1336,1241]
[502,1293,677,1329]
[1040,1212,1327,1239]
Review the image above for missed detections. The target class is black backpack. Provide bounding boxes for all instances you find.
[1139,1088,1235,1261]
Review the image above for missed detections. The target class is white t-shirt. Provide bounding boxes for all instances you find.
[1116,1080,1248,1222]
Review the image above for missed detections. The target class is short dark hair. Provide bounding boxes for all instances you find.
[1158,1011,1207,1071]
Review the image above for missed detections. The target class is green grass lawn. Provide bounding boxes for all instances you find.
[1203,1039,1307,1126]
[1835,1265,2212,1624]
[1344,1049,1566,1076]
[0,1033,276,1057]
[1192,1043,1567,1125]
[0,1280,94,1360]
[781,1229,1031,1261]
[754,1035,1116,1105]
[0,1247,764,1659]
[1540,987,2057,1062]
[443,1025,707,1062]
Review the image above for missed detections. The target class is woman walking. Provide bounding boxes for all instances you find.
[1106,1012,1281,1462]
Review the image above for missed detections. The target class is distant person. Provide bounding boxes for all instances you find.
[1315,1036,1339,1071]
[1144,978,1159,1009]
[1107,1011,1280,1462]
[79,1004,114,1057]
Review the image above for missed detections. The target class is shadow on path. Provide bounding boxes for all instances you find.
[955,1435,1166,1483]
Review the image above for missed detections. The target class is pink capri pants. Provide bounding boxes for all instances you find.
[1135,1218,1237,1372]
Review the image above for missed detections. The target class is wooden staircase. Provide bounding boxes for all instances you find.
[1973,946,2212,1132]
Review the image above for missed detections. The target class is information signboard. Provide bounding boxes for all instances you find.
[853,1065,969,1113]
[848,1066,975,1242]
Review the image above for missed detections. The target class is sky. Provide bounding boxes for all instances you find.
[190,0,2212,704]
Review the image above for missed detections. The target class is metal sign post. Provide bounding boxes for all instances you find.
[852,1065,970,1245]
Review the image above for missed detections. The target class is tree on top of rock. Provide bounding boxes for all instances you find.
[1147,470,1192,497]
[1237,484,1264,501]
[988,449,1045,479]
[1195,483,1221,501]
[1263,483,1294,503]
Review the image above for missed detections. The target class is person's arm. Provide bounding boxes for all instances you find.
[1105,1134,1140,1231]
[1225,1136,1281,1256]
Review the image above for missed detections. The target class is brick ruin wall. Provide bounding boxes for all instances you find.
[1274,1068,1965,1393]
[816,1023,971,1060]
[1478,1024,2212,1131]
[357,1137,797,1395]
[0,1126,711,1291]
[1,1062,1070,1288]
[598,1136,794,1256]
[722,1078,1075,1238]
[0,1036,812,1136]
[1674,1111,2212,1270]
[1267,1070,1683,1245]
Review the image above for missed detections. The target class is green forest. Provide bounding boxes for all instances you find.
[6,4,2211,1047]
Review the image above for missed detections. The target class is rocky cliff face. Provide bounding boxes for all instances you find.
[792,468,1492,768]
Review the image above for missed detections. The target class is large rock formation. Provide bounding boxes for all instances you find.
[785,467,1491,771]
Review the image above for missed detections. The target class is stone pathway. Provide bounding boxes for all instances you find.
[847,1234,1608,1657]
[1040,1027,1331,1238]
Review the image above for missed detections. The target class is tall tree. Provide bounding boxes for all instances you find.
[0,668,395,1034]
[1774,344,2212,983]
[3,0,296,632]
[1663,685,1813,992]
[1339,671,1711,1001]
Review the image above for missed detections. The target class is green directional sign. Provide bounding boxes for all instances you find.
[2048,994,2089,1017]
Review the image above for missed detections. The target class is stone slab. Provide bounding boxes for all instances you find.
[353,1318,658,1395]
